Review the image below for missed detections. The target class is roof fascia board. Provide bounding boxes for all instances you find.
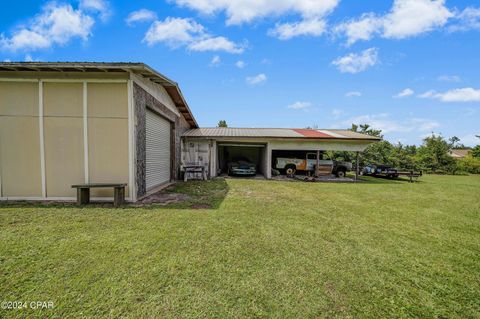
[130,72,181,117]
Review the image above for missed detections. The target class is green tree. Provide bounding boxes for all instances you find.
[457,155,480,174]
[449,136,460,147]
[416,134,456,173]
[449,136,467,149]
[325,125,479,174]
[360,140,395,166]
[351,123,383,138]
[217,120,228,127]
[472,145,480,158]
[327,123,385,168]
[391,142,418,170]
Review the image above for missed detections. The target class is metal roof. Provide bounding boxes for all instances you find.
[0,62,198,127]
[183,128,381,140]
[450,149,470,158]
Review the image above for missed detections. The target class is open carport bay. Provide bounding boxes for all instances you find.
[217,143,268,177]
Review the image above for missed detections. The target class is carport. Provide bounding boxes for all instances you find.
[181,128,380,179]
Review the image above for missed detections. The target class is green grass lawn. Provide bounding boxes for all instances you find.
[1,175,479,318]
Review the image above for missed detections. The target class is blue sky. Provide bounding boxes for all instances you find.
[1,0,479,146]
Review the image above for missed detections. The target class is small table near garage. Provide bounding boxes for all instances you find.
[72,183,127,207]
[183,165,207,181]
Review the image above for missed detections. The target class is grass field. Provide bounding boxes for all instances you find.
[1,175,479,318]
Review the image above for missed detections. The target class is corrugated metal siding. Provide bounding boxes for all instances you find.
[146,110,171,190]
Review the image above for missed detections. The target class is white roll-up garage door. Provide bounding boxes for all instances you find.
[146,110,171,190]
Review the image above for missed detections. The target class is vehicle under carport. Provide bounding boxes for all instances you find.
[217,143,267,177]
[271,150,352,177]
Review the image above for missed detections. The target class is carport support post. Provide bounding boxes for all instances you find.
[316,150,320,177]
[355,152,360,181]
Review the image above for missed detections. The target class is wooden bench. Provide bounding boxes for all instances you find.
[71,183,127,207]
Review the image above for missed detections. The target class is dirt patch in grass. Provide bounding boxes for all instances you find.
[130,179,229,208]
[324,281,348,314]
[162,178,229,209]
[135,192,189,206]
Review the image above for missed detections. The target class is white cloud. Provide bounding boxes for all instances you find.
[143,17,244,54]
[448,7,480,32]
[143,17,204,47]
[187,36,245,54]
[418,90,436,98]
[268,18,326,40]
[287,101,311,110]
[3,59,11,62]
[171,0,340,25]
[411,118,440,131]
[246,73,267,85]
[126,9,157,26]
[437,75,461,82]
[345,91,362,97]
[1,30,51,51]
[209,55,221,66]
[79,0,111,22]
[335,0,453,45]
[338,113,439,134]
[235,60,246,68]
[332,48,379,74]
[341,113,410,133]
[419,87,480,102]
[334,13,382,45]
[382,0,453,39]
[394,88,414,98]
[0,3,95,51]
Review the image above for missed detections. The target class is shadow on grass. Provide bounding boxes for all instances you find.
[0,178,230,210]
[357,175,424,184]
[0,176,424,210]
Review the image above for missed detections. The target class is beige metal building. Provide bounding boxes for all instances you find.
[0,62,197,202]
[1,62,380,203]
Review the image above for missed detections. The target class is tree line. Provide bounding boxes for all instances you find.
[327,124,480,174]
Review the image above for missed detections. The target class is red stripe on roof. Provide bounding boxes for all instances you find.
[293,129,333,138]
